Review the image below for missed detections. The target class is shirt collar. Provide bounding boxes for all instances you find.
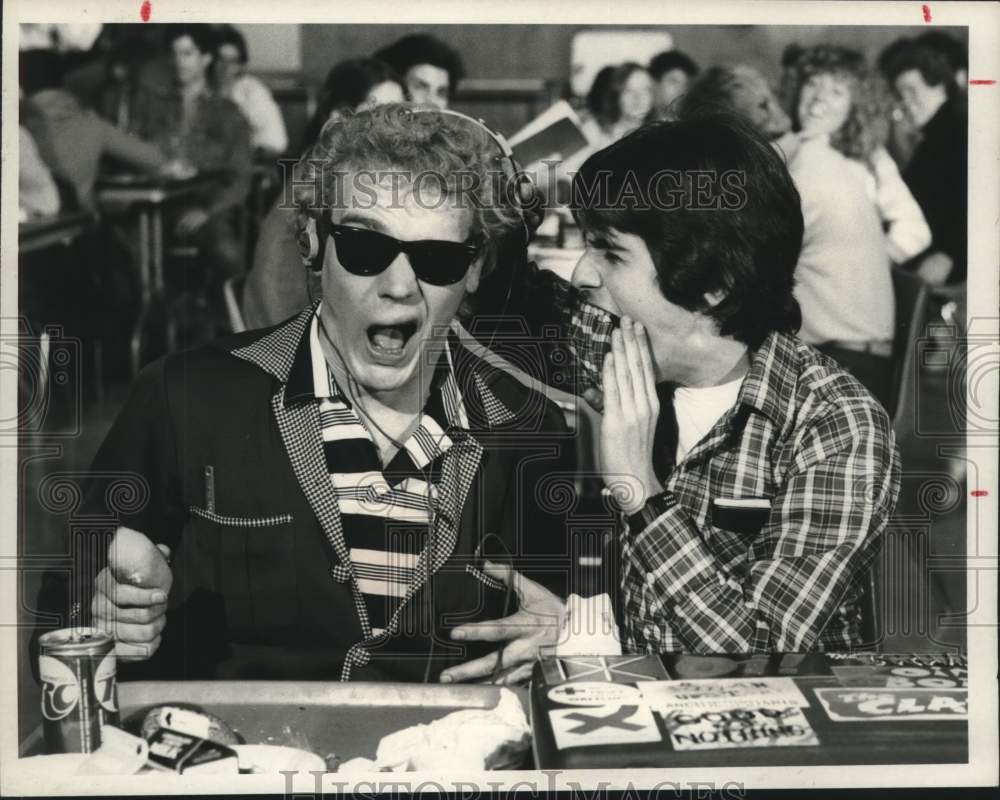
[733,331,802,428]
[285,304,466,433]
[232,302,520,430]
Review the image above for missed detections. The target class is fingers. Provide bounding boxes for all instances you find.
[611,329,635,418]
[619,317,648,413]
[582,387,604,413]
[105,602,168,625]
[635,322,658,411]
[156,544,172,561]
[602,351,619,413]
[115,637,161,661]
[439,651,498,684]
[498,662,534,686]
[479,559,514,588]
[109,614,167,645]
[450,613,531,644]
[95,568,168,608]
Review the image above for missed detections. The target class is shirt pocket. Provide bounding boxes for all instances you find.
[185,505,297,642]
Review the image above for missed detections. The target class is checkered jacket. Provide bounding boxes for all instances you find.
[79,304,573,681]
[619,332,901,653]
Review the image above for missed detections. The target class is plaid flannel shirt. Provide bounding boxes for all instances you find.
[618,331,901,653]
[509,266,899,653]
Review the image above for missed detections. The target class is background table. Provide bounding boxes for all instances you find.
[97,173,222,374]
[18,210,93,255]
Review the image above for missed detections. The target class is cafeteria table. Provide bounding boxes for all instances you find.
[96,173,222,375]
[19,680,531,770]
[530,652,968,769]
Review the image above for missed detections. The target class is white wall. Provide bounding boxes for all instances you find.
[236,24,301,71]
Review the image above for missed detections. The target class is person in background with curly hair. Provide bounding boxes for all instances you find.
[784,44,931,409]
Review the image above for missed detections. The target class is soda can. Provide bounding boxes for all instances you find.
[38,627,119,753]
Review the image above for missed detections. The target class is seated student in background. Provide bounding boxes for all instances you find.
[78,104,569,682]
[679,64,795,155]
[128,23,253,311]
[19,48,168,210]
[557,62,656,181]
[242,58,405,330]
[211,24,289,157]
[19,125,60,220]
[648,49,700,120]
[580,62,655,149]
[443,113,900,679]
[879,36,967,288]
[783,45,931,409]
[373,33,464,111]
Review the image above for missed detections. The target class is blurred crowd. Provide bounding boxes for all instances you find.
[18,24,968,407]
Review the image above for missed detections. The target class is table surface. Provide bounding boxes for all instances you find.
[21,680,530,768]
[18,210,93,250]
[95,172,224,205]
[530,653,969,769]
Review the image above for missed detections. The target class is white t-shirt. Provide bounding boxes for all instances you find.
[673,376,744,463]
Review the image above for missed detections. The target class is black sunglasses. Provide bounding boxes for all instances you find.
[322,221,480,287]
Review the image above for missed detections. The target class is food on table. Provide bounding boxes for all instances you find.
[108,527,172,589]
[141,706,242,746]
[337,757,376,773]
[368,688,531,771]
[231,745,325,774]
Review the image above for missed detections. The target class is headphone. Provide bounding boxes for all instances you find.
[296,106,543,273]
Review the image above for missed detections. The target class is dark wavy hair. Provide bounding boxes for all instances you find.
[212,24,248,64]
[586,62,651,129]
[879,37,961,97]
[648,50,700,81]
[373,33,465,95]
[296,103,522,281]
[570,113,803,348]
[300,58,403,153]
[785,45,892,162]
[165,23,216,55]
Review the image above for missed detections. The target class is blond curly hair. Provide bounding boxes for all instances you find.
[786,45,893,163]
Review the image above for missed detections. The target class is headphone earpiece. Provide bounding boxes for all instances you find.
[298,216,325,272]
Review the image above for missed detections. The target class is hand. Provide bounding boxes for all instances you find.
[439,561,565,686]
[916,251,953,287]
[582,387,604,413]
[174,207,210,238]
[600,316,661,515]
[159,159,197,181]
[91,526,173,660]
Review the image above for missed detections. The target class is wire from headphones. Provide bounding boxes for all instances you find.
[474,532,516,685]
[317,309,445,684]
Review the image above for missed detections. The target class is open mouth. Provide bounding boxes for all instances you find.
[366,321,420,359]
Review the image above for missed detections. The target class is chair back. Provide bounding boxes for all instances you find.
[889,266,930,434]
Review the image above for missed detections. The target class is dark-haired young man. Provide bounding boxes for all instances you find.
[373,33,465,110]
[648,49,700,120]
[129,24,253,307]
[447,114,901,676]
[212,24,288,156]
